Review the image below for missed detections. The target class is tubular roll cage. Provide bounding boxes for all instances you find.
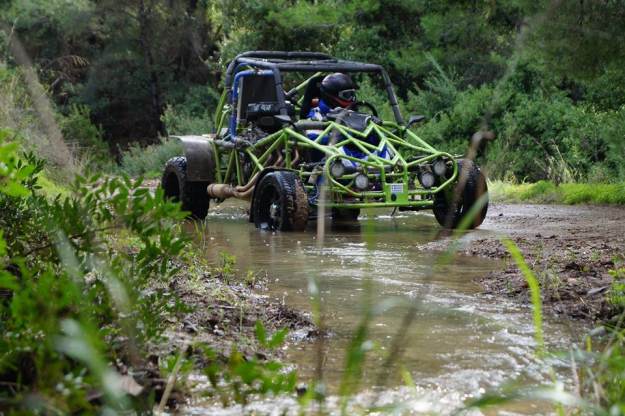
[208,51,458,209]
[222,51,404,124]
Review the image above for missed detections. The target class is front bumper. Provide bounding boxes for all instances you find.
[314,151,458,209]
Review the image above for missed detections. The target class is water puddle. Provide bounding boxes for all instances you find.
[188,201,585,414]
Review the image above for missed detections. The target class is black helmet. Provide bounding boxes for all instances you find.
[320,73,357,108]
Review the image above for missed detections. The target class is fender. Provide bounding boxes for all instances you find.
[172,135,215,182]
[248,167,297,223]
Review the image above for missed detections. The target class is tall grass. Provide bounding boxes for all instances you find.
[490,180,625,205]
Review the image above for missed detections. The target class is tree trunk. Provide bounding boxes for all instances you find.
[138,0,167,139]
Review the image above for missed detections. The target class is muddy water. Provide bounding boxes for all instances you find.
[190,201,584,414]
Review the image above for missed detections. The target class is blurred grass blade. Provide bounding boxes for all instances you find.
[502,237,544,356]
[55,319,130,410]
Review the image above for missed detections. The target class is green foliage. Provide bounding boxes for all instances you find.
[201,323,296,406]
[59,104,110,169]
[526,1,625,81]
[255,321,288,350]
[568,329,625,414]
[490,180,625,205]
[410,59,625,183]
[161,96,215,136]
[608,267,625,310]
[219,251,237,282]
[0,130,35,197]
[0,130,191,412]
[5,0,625,184]
[118,138,183,178]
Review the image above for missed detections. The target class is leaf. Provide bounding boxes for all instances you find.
[0,180,29,197]
[268,328,288,349]
[255,321,267,346]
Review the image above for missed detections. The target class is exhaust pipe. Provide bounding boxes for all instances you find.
[207,183,255,200]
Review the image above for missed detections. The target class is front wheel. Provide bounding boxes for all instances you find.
[252,171,309,231]
[161,156,210,219]
[433,159,488,229]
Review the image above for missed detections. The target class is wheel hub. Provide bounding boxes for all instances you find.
[269,202,280,222]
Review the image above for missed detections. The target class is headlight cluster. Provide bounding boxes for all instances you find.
[432,158,447,177]
[330,160,370,191]
[418,171,436,188]
[330,161,345,178]
[418,158,448,189]
[354,173,369,191]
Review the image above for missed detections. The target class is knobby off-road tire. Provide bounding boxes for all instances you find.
[161,156,210,219]
[252,171,309,231]
[331,208,360,222]
[433,159,488,229]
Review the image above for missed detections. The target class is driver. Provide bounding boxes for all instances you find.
[308,73,357,121]
[304,72,389,173]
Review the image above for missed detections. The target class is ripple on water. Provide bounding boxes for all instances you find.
[187,205,587,415]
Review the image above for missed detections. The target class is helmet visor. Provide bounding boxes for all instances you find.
[337,89,357,101]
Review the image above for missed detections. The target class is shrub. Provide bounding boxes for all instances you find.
[411,83,497,156]
[161,85,220,136]
[0,128,189,412]
[59,104,111,170]
[119,138,183,178]
[162,104,213,136]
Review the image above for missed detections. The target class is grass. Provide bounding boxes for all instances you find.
[489,180,625,205]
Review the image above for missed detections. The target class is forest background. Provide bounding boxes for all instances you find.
[2,0,625,187]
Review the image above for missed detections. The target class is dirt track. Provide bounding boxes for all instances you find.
[465,203,625,322]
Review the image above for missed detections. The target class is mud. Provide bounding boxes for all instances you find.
[141,178,314,361]
[153,259,315,365]
[461,203,625,322]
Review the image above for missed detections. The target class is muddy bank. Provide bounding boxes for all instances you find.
[160,261,315,361]
[463,203,625,322]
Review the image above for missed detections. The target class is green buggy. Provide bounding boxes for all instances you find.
[161,51,488,231]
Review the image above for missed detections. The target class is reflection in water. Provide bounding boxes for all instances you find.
[187,201,583,414]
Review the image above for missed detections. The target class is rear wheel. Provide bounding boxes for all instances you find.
[161,156,210,219]
[433,159,488,229]
[331,208,360,222]
[252,171,309,231]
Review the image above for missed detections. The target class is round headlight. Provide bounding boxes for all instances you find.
[330,161,345,178]
[433,158,447,177]
[418,171,436,189]
[354,173,369,191]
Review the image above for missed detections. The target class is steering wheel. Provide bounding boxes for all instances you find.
[348,101,379,118]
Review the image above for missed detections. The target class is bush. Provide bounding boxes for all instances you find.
[161,85,220,136]
[409,61,625,183]
[59,104,111,170]
[119,138,183,178]
[410,83,497,156]
[0,128,189,412]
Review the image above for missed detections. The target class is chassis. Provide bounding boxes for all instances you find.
[161,51,488,231]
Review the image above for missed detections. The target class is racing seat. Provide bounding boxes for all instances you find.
[237,74,293,132]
